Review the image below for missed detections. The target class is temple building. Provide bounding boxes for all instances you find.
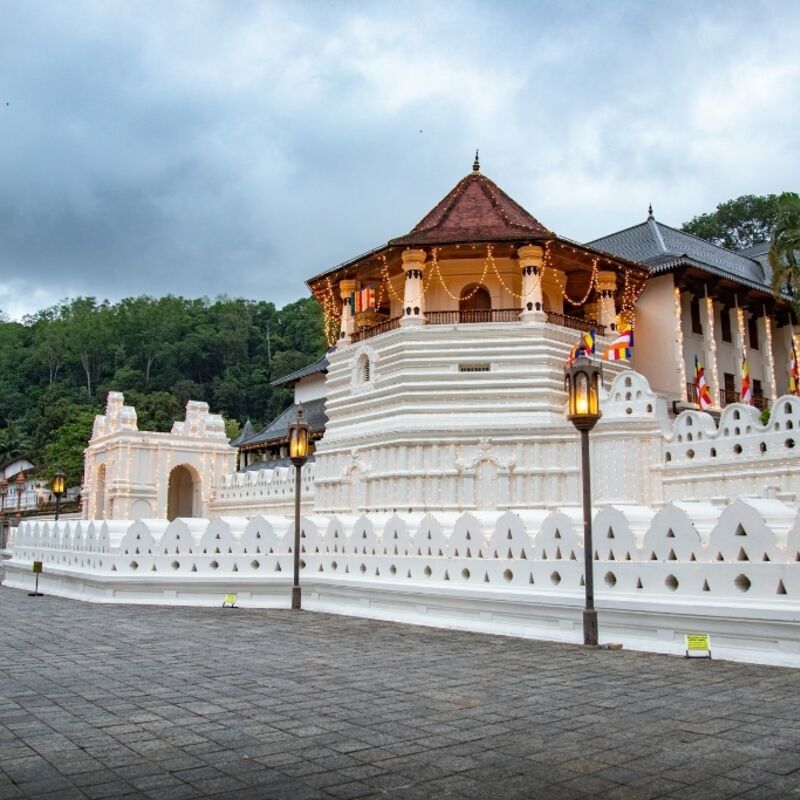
[9,157,800,666]
[590,208,797,411]
[235,158,797,504]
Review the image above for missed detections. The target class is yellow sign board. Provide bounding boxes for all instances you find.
[32,561,43,574]
[222,593,237,608]
[685,633,711,657]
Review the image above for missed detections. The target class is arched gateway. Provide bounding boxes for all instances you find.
[167,465,198,521]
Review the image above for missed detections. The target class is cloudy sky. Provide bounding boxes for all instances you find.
[1,1,799,320]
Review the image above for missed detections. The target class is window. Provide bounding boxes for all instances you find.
[753,379,763,399]
[747,316,759,350]
[720,309,732,343]
[723,373,735,406]
[690,297,702,335]
[357,353,371,384]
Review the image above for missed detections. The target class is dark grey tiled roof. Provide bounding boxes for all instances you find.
[229,419,256,447]
[271,355,329,387]
[242,455,316,471]
[238,397,327,448]
[587,219,768,290]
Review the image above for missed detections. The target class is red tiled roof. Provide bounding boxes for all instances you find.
[390,171,552,246]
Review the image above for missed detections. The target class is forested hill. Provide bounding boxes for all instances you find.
[0,296,326,484]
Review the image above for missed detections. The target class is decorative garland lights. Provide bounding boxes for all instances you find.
[315,239,647,345]
[674,286,688,401]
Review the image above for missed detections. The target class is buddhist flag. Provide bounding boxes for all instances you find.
[566,329,597,366]
[355,282,377,313]
[740,351,752,404]
[789,342,800,397]
[602,325,634,361]
[694,355,712,410]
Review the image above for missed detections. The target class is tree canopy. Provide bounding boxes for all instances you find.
[681,194,779,250]
[0,295,326,485]
[768,192,800,299]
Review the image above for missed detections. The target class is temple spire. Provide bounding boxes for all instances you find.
[472,149,480,172]
[647,203,654,220]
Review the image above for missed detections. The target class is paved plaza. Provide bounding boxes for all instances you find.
[1,588,799,799]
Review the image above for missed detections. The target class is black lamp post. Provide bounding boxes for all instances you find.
[565,355,602,646]
[52,469,66,521]
[0,480,7,546]
[288,405,310,610]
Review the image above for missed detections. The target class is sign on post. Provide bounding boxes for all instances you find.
[685,633,711,658]
[29,561,44,597]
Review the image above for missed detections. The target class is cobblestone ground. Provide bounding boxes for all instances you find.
[1,588,800,799]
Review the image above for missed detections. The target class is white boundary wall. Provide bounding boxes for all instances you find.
[6,499,800,667]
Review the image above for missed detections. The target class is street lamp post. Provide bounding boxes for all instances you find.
[52,470,66,521]
[565,355,602,646]
[0,480,8,548]
[288,405,310,610]
[14,471,26,527]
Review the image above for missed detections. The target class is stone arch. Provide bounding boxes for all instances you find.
[167,464,200,521]
[459,283,492,312]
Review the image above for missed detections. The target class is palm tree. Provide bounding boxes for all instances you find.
[769,192,800,300]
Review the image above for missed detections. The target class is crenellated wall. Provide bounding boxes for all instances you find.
[210,465,315,517]
[6,499,800,666]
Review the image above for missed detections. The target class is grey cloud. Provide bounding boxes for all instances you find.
[1,1,799,318]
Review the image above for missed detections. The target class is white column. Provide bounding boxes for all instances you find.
[399,249,427,327]
[596,271,618,332]
[518,245,545,322]
[673,285,688,401]
[734,303,746,397]
[759,312,777,404]
[339,279,356,344]
[700,293,720,408]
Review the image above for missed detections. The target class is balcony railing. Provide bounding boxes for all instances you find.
[719,388,766,410]
[684,384,767,411]
[426,308,523,325]
[350,308,605,342]
[545,310,605,336]
[352,316,401,343]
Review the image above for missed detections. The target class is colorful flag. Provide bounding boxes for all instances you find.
[694,355,712,410]
[740,351,752,404]
[355,282,377,313]
[566,329,596,366]
[789,342,800,397]
[602,325,634,361]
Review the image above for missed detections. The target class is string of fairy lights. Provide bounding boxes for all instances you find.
[314,239,648,345]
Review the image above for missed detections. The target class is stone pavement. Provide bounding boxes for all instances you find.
[1,588,799,800]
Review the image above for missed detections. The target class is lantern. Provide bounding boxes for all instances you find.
[565,356,602,431]
[288,405,310,466]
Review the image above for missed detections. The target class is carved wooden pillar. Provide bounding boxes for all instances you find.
[596,271,618,331]
[400,249,427,327]
[339,279,357,344]
[518,244,545,322]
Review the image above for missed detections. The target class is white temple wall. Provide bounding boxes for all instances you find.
[630,275,679,398]
[294,372,327,403]
[315,323,627,514]
[7,499,800,666]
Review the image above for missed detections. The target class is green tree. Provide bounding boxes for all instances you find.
[682,195,779,250]
[42,407,98,486]
[0,426,33,463]
[769,192,800,302]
